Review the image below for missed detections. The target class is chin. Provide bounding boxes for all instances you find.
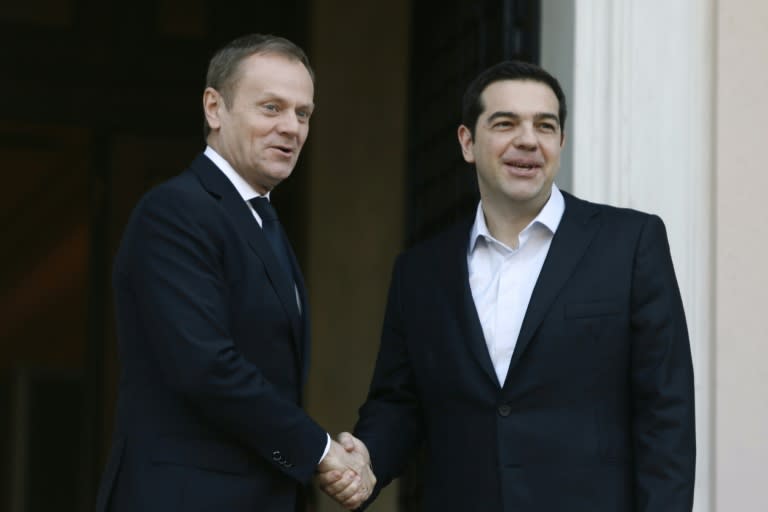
[265,164,294,178]
[504,185,544,202]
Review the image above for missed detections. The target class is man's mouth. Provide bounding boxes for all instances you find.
[503,159,542,172]
[270,145,295,157]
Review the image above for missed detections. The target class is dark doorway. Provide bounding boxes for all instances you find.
[400,1,540,510]
[0,2,308,510]
[406,0,540,246]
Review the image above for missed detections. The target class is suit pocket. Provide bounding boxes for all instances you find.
[565,300,626,346]
[565,300,623,318]
[150,436,255,475]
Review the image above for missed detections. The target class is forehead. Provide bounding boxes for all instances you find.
[231,52,314,100]
[479,79,559,117]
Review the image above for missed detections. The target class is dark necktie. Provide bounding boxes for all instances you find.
[248,197,295,283]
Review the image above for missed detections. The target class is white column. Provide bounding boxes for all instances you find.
[571,1,714,510]
[540,0,575,191]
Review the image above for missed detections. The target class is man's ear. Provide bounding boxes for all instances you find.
[560,129,566,148]
[203,87,224,131]
[457,124,475,164]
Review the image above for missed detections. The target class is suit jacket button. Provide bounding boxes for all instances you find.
[498,404,512,417]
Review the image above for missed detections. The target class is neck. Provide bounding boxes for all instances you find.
[481,193,550,248]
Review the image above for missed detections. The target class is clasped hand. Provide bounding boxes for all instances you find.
[316,432,376,510]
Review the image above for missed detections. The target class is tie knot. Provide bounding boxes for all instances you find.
[249,197,278,222]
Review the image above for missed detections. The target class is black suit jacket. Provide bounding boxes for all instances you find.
[95,154,327,512]
[355,191,695,511]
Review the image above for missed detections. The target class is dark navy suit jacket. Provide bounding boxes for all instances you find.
[355,191,695,511]
[95,154,327,512]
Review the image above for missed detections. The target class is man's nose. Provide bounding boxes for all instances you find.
[277,111,301,135]
[513,123,537,148]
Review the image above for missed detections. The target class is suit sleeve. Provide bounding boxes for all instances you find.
[630,214,696,511]
[354,255,425,505]
[121,189,327,483]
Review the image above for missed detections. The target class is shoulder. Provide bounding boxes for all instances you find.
[127,159,228,235]
[562,190,662,232]
[406,219,469,255]
[138,170,209,216]
[392,220,471,278]
[118,159,229,253]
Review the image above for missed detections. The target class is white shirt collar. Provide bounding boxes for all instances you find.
[469,184,565,254]
[204,146,270,201]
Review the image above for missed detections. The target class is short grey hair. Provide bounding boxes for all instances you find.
[203,33,315,139]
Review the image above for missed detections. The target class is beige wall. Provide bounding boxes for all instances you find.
[306,2,410,511]
[715,1,768,510]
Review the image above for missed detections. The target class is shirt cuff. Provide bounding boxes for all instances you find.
[318,433,331,464]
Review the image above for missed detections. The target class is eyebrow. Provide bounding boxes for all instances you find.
[486,111,560,126]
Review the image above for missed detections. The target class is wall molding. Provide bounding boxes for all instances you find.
[571,1,715,510]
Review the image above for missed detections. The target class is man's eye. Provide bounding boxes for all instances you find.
[539,123,556,131]
[297,110,311,119]
[264,104,279,112]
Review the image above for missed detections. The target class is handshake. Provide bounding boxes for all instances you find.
[316,432,377,510]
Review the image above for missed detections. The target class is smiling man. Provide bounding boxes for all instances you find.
[320,60,695,511]
[95,34,374,512]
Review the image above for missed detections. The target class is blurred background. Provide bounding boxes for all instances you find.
[1,0,766,511]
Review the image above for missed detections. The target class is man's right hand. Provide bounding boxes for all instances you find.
[316,434,376,510]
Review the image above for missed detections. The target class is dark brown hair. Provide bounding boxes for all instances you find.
[462,60,567,137]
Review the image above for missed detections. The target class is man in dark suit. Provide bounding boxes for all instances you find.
[320,60,695,511]
[95,34,374,512]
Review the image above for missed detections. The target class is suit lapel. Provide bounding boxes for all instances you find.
[506,192,601,375]
[439,222,500,389]
[281,222,312,389]
[191,155,303,356]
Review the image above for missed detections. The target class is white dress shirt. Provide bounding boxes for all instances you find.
[204,146,269,225]
[467,185,565,386]
[203,146,330,463]
[204,146,302,314]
